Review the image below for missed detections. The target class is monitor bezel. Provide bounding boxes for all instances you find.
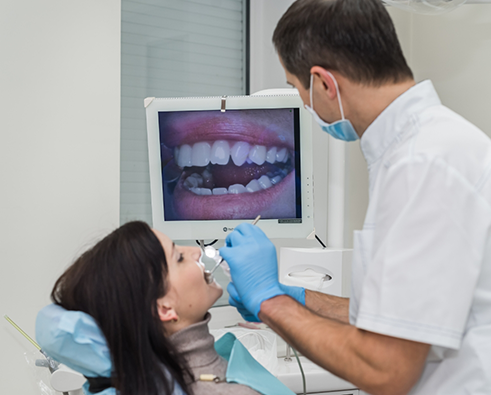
[145,93,314,240]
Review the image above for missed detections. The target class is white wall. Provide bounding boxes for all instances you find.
[405,5,491,137]
[0,1,121,394]
[249,0,294,94]
[389,5,491,136]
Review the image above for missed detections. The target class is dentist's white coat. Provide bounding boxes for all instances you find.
[350,81,491,394]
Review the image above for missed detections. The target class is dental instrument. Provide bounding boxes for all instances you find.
[204,215,261,284]
[251,215,262,226]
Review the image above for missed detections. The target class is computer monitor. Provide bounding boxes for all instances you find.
[145,92,314,240]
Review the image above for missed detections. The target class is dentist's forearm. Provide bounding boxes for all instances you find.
[305,290,350,324]
[259,295,429,395]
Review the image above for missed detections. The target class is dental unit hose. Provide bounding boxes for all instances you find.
[292,347,306,395]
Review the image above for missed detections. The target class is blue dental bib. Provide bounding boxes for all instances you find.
[215,332,295,395]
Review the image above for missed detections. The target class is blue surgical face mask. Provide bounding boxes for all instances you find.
[304,72,359,142]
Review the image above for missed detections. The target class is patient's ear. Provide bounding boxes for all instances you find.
[156,297,178,323]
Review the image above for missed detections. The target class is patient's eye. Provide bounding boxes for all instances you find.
[178,253,184,263]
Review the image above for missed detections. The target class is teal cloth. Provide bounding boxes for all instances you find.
[215,333,295,395]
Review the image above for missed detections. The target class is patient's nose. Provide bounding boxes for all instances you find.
[191,246,202,261]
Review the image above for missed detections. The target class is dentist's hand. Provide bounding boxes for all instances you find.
[227,282,260,322]
[220,223,284,319]
[228,282,306,322]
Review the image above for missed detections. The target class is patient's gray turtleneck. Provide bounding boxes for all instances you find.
[169,313,261,395]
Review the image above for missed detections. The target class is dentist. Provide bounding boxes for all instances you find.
[220,0,491,394]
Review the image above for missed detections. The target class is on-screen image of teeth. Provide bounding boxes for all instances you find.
[158,108,301,221]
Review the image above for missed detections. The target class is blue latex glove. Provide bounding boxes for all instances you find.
[280,283,306,306]
[228,282,306,322]
[219,223,284,319]
[227,282,260,322]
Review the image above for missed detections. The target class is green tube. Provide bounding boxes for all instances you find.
[4,315,41,350]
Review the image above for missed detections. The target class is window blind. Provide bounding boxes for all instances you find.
[121,0,247,225]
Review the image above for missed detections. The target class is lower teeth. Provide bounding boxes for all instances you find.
[181,160,292,196]
[184,172,286,196]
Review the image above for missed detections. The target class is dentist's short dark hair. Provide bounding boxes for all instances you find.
[273,0,413,89]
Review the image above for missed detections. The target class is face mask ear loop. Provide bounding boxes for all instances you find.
[309,74,314,111]
[326,71,345,120]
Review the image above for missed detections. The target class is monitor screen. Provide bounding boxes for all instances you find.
[146,93,314,240]
[159,108,301,221]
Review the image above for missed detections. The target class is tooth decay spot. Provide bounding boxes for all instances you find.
[184,177,199,189]
[201,169,214,188]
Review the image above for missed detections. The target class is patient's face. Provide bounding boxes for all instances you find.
[153,229,223,327]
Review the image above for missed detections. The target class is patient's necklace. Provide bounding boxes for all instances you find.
[199,374,226,383]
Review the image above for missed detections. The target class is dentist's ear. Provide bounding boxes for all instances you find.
[310,66,338,100]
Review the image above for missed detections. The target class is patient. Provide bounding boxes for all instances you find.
[40,221,260,395]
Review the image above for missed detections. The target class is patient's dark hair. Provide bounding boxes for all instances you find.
[273,0,413,88]
[51,221,192,395]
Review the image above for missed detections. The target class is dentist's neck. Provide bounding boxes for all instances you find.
[339,75,416,138]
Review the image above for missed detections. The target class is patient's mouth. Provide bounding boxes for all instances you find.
[174,140,292,196]
[163,139,296,220]
[159,109,297,221]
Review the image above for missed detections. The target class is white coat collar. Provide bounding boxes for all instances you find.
[360,80,441,166]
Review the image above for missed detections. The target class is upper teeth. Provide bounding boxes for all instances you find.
[174,140,289,168]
